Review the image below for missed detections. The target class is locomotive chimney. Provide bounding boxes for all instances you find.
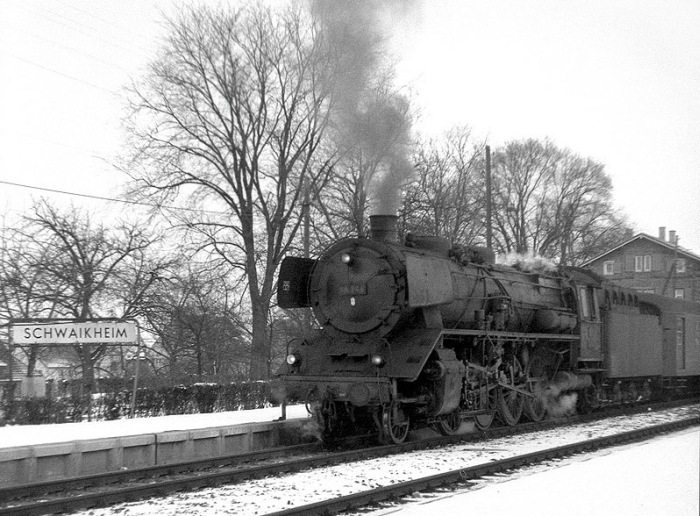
[658,227,666,241]
[369,214,398,243]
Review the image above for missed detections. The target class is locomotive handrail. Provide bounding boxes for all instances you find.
[441,328,580,340]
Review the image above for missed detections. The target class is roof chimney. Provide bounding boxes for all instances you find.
[669,230,676,245]
[658,227,666,241]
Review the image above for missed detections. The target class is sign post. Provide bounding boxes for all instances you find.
[130,325,142,418]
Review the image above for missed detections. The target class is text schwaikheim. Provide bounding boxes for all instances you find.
[12,322,137,344]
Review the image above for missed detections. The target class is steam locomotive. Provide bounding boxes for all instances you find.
[277,215,700,443]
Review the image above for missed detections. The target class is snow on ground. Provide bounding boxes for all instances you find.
[71,405,699,516]
[0,405,309,448]
[374,427,699,516]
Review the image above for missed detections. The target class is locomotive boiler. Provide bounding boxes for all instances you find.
[277,215,595,443]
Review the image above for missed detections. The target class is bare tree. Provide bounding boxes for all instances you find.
[4,200,169,391]
[124,4,342,380]
[490,139,632,263]
[536,153,628,265]
[490,139,561,254]
[402,126,487,243]
[142,265,248,381]
[0,222,61,375]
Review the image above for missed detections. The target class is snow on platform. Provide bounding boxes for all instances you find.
[381,427,700,516]
[0,405,309,449]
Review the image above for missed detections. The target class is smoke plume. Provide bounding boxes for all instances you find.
[311,0,419,216]
[500,252,558,273]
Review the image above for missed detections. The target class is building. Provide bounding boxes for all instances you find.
[583,227,700,302]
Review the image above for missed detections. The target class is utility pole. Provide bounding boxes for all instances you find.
[485,145,493,249]
[302,180,311,330]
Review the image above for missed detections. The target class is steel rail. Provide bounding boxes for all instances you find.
[266,416,700,516]
[1,400,697,516]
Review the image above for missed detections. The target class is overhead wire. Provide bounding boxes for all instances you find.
[3,3,157,96]
[3,25,133,74]
[0,179,226,215]
[1,3,224,216]
[2,51,117,94]
[13,3,154,60]
[54,0,159,48]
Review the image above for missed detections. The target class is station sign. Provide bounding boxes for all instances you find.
[12,321,137,345]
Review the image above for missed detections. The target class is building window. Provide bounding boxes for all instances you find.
[674,288,685,299]
[676,259,686,273]
[635,255,651,271]
[603,261,614,275]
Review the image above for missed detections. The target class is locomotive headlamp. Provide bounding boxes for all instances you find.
[340,253,354,265]
[286,352,302,366]
[371,354,386,367]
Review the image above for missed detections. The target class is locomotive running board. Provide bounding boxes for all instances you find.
[441,328,580,341]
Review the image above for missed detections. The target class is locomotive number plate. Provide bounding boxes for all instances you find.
[340,283,367,296]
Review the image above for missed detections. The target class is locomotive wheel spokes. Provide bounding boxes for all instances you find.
[473,384,497,431]
[473,411,494,430]
[383,402,410,444]
[523,350,548,422]
[321,398,337,435]
[497,356,524,426]
[436,410,462,436]
[523,380,547,421]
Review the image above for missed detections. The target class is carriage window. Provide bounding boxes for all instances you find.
[674,288,685,299]
[591,289,600,320]
[676,316,686,370]
[578,287,591,319]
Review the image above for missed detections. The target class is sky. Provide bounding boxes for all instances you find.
[1,0,699,252]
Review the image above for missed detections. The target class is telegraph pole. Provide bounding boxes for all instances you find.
[303,180,311,330]
[486,145,493,249]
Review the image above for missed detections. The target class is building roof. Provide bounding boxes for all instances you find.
[582,232,700,267]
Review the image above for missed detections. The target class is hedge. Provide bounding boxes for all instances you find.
[0,381,274,426]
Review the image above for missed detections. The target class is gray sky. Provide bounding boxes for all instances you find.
[1,0,699,252]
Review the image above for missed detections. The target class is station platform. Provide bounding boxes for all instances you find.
[0,405,311,488]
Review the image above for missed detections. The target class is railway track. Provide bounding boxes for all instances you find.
[1,401,697,516]
[266,417,700,516]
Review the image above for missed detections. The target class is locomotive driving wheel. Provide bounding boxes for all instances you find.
[436,409,462,436]
[523,350,548,422]
[382,401,410,444]
[473,384,497,430]
[497,355,524,426]
[320,398,338,435]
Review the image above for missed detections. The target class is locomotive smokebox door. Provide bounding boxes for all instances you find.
[278,256,316,308]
